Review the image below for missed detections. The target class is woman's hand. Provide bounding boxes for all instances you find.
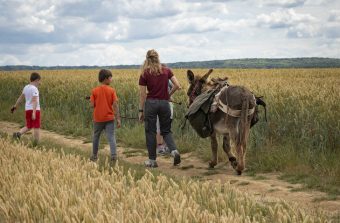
[138,111,144,123]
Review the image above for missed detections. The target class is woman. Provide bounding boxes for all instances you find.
[138,49,181,167]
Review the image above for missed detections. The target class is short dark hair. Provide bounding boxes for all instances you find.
[98,69,112,82]
[30,72,41,82]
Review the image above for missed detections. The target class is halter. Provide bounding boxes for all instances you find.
[189,80,202,104]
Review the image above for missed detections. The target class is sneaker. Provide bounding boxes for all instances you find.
[90,154,98,162]
[12,132,21,140]
[171,150,181,166]
[157,145,170,156]
[156,144,164,152]
[144,159,158,168]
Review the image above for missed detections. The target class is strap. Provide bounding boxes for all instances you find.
[218,99,255,117]
[181,117,188,130]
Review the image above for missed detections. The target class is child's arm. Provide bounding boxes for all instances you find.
[113,102,121,128]
[31,96,38,120]
[90,100,95,108]
[90,91,95,108]
[11,94,25,113]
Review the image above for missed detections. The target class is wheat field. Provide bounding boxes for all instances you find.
[0,68,339,194]
[0,137,331,222]
[0,68,338,150]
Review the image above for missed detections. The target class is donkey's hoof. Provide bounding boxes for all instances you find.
[228,157,236,162]
[208,161,217,169]
[236,170,242,175]
[231,162,238,170]
[229,157,237,169]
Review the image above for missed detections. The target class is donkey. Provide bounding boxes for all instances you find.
[187,69,256,175]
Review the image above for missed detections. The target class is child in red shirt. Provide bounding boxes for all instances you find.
[90,69,121,162]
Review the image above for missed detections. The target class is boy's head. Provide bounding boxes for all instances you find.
[98,69,112,84]
[30,72,41,85]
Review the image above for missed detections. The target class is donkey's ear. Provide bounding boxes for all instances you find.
[187,70,195,83]
[201,69,213,82]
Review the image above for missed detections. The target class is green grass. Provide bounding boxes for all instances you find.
[279,173,340,196]
[313,195,338,203]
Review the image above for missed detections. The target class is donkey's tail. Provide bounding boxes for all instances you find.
[238,94,249,146]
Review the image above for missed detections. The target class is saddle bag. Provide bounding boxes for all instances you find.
[185,89,217,138]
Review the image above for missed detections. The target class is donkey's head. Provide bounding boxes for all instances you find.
[187,69,214,105]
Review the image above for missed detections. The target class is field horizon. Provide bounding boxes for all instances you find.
[1,57,340,71]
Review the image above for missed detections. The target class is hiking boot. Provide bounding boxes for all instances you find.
[171,150,181,166]
[144,159,158,168]
[12,132,21,140]
[90,154,98,162]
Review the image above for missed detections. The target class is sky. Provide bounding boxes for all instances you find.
[0,0,339,66]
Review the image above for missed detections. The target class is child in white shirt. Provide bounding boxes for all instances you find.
[11,72,41,145]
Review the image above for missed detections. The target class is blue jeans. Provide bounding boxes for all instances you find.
[92,120,117,157]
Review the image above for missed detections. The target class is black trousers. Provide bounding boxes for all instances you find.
[144,99,178,160]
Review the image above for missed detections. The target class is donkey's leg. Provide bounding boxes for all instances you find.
[237,124,251,175]
[222,134,237,170]
[209,133,218,168]
[229,128,243,175]
[235,143,244,175]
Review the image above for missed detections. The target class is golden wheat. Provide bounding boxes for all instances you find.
[0,68,338,150]
[0,137,331,222]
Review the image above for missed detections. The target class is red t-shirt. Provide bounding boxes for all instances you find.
[138,67,174,100]
[90,85,118,122]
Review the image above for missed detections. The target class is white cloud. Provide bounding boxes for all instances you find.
[0,55,23,65]
[0,1,56,33]
[328,10,340,22]
[0,0,339,66]
[322,24,340,39]
[287,23,319,38]
[304,0,334,6]
[260,0,306,8]
[257,9,316,28]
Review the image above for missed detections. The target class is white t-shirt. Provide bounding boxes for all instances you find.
[22,84,40,111]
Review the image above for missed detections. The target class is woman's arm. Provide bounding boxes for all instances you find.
[169,76,181,98]
[139,85,147,122]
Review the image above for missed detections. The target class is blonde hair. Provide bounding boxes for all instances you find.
[140,49,162,76]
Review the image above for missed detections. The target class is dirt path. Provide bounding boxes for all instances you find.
[1,120,339,216]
